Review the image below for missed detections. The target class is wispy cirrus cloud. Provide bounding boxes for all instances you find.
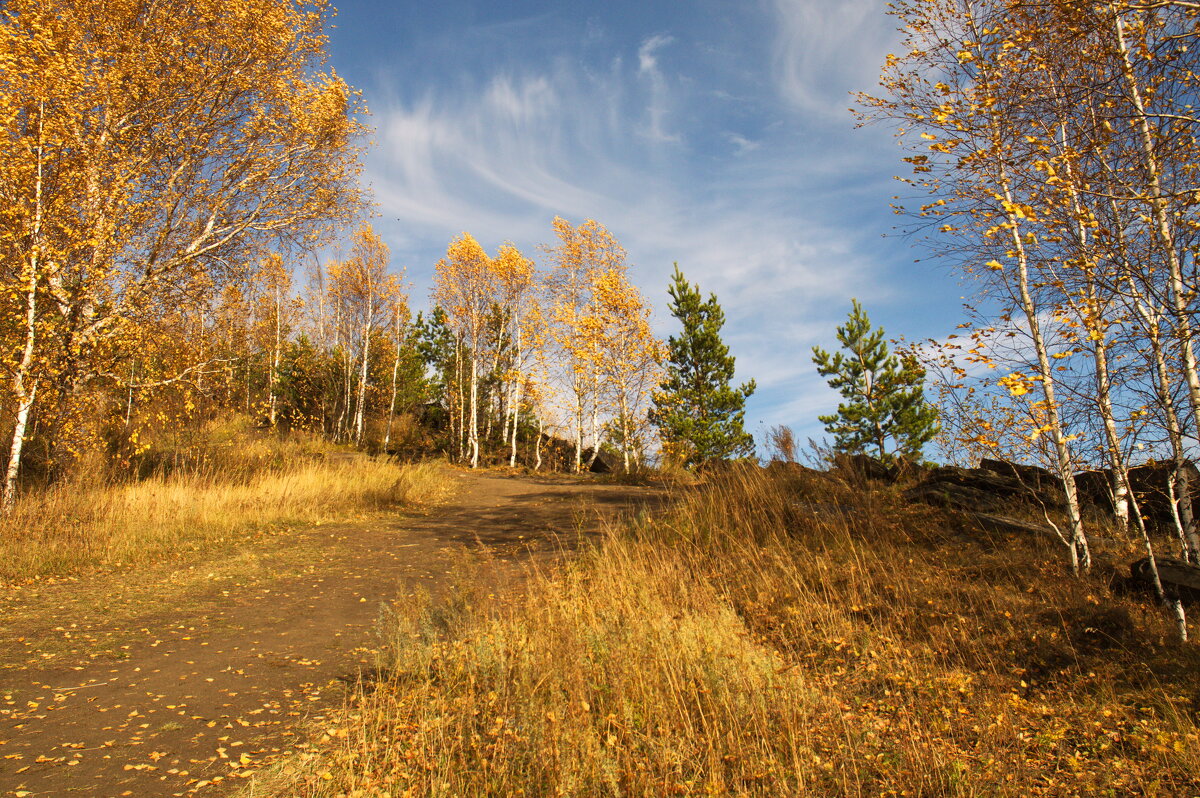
[769,0,900,118]
[350,3,951,437]
[636,34,679,143]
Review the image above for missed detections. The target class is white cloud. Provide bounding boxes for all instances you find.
[357,14,921,443]
[637,33,673,74]
[635,34,679,143]
[770,0,900,118]
[725,132,761,155]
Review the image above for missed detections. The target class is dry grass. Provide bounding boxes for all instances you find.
[247,465,1200,797]
[0,427,452,584]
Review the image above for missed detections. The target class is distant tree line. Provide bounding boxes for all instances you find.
[0,0,764,509]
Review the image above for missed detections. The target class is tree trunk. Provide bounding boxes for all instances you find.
[1005,195,1089,572]
[384,309,402,452]
[535,415,543,471]
[5,103,47,512]
[354,299,372,445]
[573,393,583,473]
[587,405,600,470]
[509,325,522,468]
[1129,487,1188,641]
[1130,293,1200,560]
[455,336,466,462]
[1058,135,1131,529]
[469,353,480,469]
[269,283,282,429]
[1112,9,1200,455]
[968,11,1089,571]
[620,394,631,473]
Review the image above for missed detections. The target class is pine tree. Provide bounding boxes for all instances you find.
[811,299,938,461]
[650,264,755,466]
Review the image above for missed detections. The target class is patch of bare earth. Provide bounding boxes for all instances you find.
[0,471,663,797]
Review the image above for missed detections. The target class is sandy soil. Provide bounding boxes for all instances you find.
[0,470,664,797]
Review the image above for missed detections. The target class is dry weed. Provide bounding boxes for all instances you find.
[248,465,1200,796]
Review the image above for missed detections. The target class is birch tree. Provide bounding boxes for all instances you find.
[342,225,392,444]
[433,233,496,468]
[492,244,537,467]
[544,217,627,471]
[863,0,1092,571]
[582,268,664,472]
[0,0,366,506]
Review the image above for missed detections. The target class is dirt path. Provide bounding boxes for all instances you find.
[0,471,664,798]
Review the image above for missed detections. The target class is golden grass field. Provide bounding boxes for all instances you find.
[0,421,450,584]
[247,464,1200,797]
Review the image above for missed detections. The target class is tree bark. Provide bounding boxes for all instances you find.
[1112,8,1200,454]
[4,102,48,512]
[968,8,1090,572]
[353,294,372,445]
[384,308,402,452]
[269,282,282,429]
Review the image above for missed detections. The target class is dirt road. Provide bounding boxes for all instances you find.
[0,471,663,797]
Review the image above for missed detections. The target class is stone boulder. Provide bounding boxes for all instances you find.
[1130,556,1200,602]
[534,433,576,472]
[832,453,896,483]
[1077,462,1198,525]
[582,447,620,474]
[904,465,1066,513]
[980,458,1062,496]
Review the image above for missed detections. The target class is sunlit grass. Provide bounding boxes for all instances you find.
[0,431,452,583]
[249,464,1200,797]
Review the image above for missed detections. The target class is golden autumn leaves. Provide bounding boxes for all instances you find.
[433,218,664,472]
[0,0,366,506]
[865,1,1200,597]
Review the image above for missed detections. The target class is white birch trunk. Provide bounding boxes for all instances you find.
[1058,137,1131,528]
[967,10,1090,571]
[269,283,282,429]
[1129,486,1188,641]
[455,336,465,462]
[469,353,480,469]
[354,293,373,445]
[1133,295,1200,559]
[384,309,402,452]
[574,392,584,473]
[619,394,631,473]
[509,321,522,467]
[1113,10,1200,453]
[5,103,47,512]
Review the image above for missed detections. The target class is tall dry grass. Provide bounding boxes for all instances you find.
[0,425,451,583]
[249,465,1200,796]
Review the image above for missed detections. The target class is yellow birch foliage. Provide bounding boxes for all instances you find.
[583,268,665,468]
[0,0,366,490]
[543,217,629,463]
[432,232,497,466]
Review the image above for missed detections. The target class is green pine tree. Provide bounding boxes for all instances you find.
[650,264,756,466]
[811,299,939,461]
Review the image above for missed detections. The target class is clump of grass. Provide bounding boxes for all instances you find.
[0,436,452,583]
[250,465,1200,796]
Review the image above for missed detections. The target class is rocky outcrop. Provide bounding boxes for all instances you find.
[904,464,1066,513]
[765,461,828,480]
[1130,556,1200,602]
[582,447,620,474]
[980,458,1062,495]
[832,453,896,483]
[1076,462,1198,525]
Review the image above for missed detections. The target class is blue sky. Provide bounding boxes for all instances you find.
[323,0,967,446]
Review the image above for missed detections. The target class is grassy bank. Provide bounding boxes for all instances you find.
[0,424,451,584]
[250,465,1200,796]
